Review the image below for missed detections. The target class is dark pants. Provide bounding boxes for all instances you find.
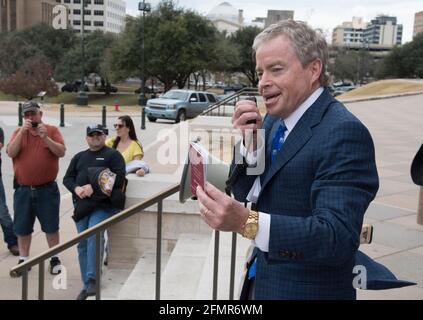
[0,176,17,247]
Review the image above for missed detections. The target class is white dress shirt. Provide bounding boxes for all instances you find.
[240,87,324,252]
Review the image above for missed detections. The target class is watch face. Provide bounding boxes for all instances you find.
[245,223,258,237]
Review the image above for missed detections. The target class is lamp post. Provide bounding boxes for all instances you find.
[77,0,88,106]
[138,0,151,129]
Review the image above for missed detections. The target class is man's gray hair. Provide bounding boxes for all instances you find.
[253,20,329,86]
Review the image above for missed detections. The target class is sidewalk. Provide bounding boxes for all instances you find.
[0,93,423,299]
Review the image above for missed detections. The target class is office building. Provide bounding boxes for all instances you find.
[55,0,126,34]
[413,11,423,38]
[0,0,56,32]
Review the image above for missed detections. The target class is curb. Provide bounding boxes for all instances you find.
[339,91,423,104]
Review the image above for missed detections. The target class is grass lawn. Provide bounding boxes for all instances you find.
[338,79,423,100]
[0,91,141,106]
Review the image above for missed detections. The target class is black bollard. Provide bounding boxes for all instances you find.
[18,103,23,126]
[60,103,65,127]
[141,106,146,130]
[102,105,107,127]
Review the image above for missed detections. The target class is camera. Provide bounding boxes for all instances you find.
[31,121,38,128]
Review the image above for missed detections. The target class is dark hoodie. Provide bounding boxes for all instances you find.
[63,146,126,222]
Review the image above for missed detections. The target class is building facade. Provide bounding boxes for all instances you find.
[55,0,126,34]
[364,15,402,46]
[264,10,294,28]
[413,11,423,38]
[332,15,402,49]
[0,0,56,32]
[206,2,244,35]
[332,17,367,46]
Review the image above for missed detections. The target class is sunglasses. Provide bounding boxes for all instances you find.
[114,124,125,129]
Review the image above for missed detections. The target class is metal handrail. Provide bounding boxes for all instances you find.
[201,87,259,117]
[10,183,180,300]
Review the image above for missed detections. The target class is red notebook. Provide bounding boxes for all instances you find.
[189,142,206,196]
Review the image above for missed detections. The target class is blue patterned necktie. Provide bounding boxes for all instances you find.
[271,121,287,163]
[248,120,287,281]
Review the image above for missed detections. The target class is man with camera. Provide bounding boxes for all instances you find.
[6,101,66,276]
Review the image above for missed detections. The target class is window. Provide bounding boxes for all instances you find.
[206,94,216,103]
[73,9,81,15]
[198,93,206,102]
[189,94,198,102]
[94,0,104,4]
[94,21,103,26]
[94,10,104,16]
[84,20,91,26]
[73,20,81,25]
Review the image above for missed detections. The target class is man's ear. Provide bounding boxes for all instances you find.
[309,58,323,84]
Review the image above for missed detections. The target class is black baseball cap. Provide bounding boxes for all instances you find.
[86,124,108,136]
[22,101,41,114]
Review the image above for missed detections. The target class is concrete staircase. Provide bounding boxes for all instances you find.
[101,115,252,300]
[102,231,251,300]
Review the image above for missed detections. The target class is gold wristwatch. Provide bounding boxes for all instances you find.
[241,210,259,240]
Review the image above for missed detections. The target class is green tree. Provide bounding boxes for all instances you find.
[201,30,240,90]
[111,1,219,92]
[331,49,374,84]
[54,30,117,83]
[229,26,262,87]
[375,46,405,79]
[377,33,423,79]
[15,23,77,71]
[0,34,39,78]
[0,24,76,79]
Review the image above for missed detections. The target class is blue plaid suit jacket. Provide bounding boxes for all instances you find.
[232,88,379,299]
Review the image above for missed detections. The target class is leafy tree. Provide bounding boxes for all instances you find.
[54,30,117,83]
[15,23,77,71]
[0,24,76,79]
[0,56,59,99]
[377,33,423,79]
[331,49,374,84]
[0,34,39,78]
[111,1,219,92]
[375,46,405,79]
[229,26,262,87]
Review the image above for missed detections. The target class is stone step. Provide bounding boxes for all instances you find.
[161,233,212,299]
[195,231,251,300]
[117,233,211,300]
[117,252,171,300]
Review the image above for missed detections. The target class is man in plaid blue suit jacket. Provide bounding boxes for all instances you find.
[196,21,379,299]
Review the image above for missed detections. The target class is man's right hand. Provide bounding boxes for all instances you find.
[21,119,32,133]
[232,100,263,152]
[232,99,263,132]
[74,185,93,199]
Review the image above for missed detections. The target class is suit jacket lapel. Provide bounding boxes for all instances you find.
[259,88,335,195]
[260,121,312,192]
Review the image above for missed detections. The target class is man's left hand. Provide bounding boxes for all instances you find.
[37,123,48,140]
[196,182,249,234]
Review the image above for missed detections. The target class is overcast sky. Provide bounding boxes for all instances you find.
[126,0,422,44]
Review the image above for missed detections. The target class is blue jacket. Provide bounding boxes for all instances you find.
[233,88,379,299]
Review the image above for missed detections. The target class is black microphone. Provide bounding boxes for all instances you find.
[241,96,257,124]
[225,96,258,195]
